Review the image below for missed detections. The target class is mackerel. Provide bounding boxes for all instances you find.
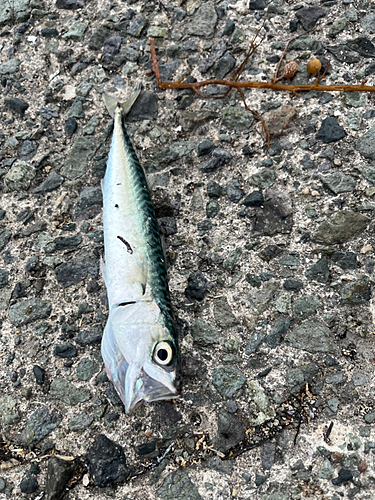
[101,86,180,413]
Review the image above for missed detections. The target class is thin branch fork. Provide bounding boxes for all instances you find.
[150,37,375,95]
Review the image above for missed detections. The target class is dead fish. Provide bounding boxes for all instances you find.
[101,85,180,413]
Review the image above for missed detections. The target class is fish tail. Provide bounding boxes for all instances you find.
[103,83,142,118]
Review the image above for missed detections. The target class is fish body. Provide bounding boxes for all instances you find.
[101,89,179,413]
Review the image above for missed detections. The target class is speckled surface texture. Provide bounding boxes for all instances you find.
[0,0,375,499]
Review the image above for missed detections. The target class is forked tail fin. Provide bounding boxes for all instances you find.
[103,82,142,117]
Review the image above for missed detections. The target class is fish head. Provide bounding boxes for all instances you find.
[102,301,180,413]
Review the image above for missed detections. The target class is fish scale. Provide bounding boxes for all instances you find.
[101,88,179,413]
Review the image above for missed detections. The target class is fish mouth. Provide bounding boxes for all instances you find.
[122,362,179,414]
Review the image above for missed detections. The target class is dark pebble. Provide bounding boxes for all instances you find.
[18,140,38,159]
[85,434,131,487]
[305,256,329,283]
[258,244,282,262]
[137,442,156,456]
[197,139,213,157]
[283,279,303,291]
[214,411,245,453]
[33,171,64,193]
[296,7,325,30]
[223,18,235,36]
[316,117,346,143]
[20,476,38,494]
[33,365,45,385]
[74,325,102,345]
[41,28,59,38]
[207,180,222,198]
[261,442,276,470]
[64,117,78,137]
[0,269,9,289]
[249,0,266,9]
[53,234,82,251]
[242,191,263,207]
[103,36,121,56]
[290,19,298,32]
[184,271,210,301]
[226,178,245,203]
[44,457,76,500]
[331,251,357,270]
[266,318,290,348]
[158,217,177,236]
[4,97,29,118]
[332,468,353,485]
[56,0,84,9]
[53,343,78,358]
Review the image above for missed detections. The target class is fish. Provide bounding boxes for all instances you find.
[100,85,180,414]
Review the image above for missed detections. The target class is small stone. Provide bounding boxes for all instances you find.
[207,180,222,198]
[128,16,147,38]
[331,251,357,270]
[327,397,340,413]
[258,245,282,262]
[266,318,290,348]
[8,298,52,327]
[296,7,325,30]
[54,234,82,251]
[320,172,356,194]
[69,99,84,119]
[316,117,346,143]
[247,380,275,426]
[0,269,9,289]
[86,434,130,487]
[191,319,221,346]
[212,366,245,399]
[56,0,84,9]
[305,256,329,283]
[362,13,375,33]
[223,248,242,271]
[157,469,202,500]
[50,378,92,405]
[351,372,369,386]
[248,279,279,314]
[332,468,353,485]
[4,161,35,191]
[184,271,210,301]
[318,459,335,479]
[364,412,375,424]
[44,457,76,500]
[76,358,99,380]
[19,407,62,446]
[214,411,245,453]
[53,343,77,358]
[293,295,321,321]
[242,191,263,207]
[20,476,38,494]
[187,2,217,38]
[251,169,275,189]
[197,139,213,157]
[226,178,245,203]
[0,59,21,75]
[206,199,220,218]
[253,190,293,236]
[74,187,102,220]
[68,413,93,431]
[312,211,368,245]
[62,21,87,41]
[33,365,45,385]
[33,171,64,193]
[62,137,97,179]
[341,276,371,304]
[64,117,78,137]
[356,128,375,160]
[0,396,20,426]
[329,17,348,37]
[4,97,29,118]
[285,317,336,354]
[221,105,254,130]
[214,53,235,79]
[213,297,237,327]
[264,105,297,136]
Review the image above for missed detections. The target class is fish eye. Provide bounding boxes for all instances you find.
[153,341,173,366]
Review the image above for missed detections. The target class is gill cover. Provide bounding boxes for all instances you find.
[101,301,179,414]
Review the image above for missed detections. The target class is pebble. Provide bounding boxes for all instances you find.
[213,297,237,327]
[190,319,221,346]
[320,172,356,194]
[4,97,29,118]
[316,117,346,143]
[221,106,254,130]
[312,211,368,245]
[44,457,76,500]
[19,407,62,446]
[212,366,245,399]
[4,161,35,191]
[53,343,78,358]
[197,139,213,157]
[253,190,293,236]
[50,378,92,405]
[62,21,87,41]
[214,411,245,453]
[293,295,321,321]
[157,469,202,500]
[56,0,84,8]
[33,365,45,385]
[0,396,20,426]
[184,271,210,301]
[85,434,130,487]
[0,59,21,75]
[62,136,97,179]
[226,178,245,203]
[20,475,38,494]
[187,2,217,38]
[74,187,102,220]
[341,276,371,304]
[295,7,325,30]
[8,298,52,327]
[76,358,99,380]
[285,317,337,354]
[68,413,94,431]
[305,256,330,283]
[242,190,263,207]
[33,171,64,193]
